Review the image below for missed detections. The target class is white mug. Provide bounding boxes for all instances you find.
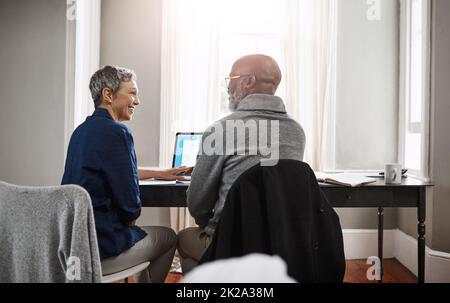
[385,164,402,184]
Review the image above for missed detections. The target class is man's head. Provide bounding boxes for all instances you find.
[227,54,282,111]
[89,65,140,122]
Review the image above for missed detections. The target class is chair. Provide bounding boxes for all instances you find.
[0,181,149,283]
[199,160,346,283]
[101,262,150,283]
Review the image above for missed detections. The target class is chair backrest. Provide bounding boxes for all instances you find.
[200,160,346,283]
[0,181,102,283]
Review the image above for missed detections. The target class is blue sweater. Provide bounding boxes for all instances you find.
[62,108,146,260]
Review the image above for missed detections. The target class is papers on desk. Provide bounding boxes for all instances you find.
[176,180,191,185]
[139,179,191,185]
[315,172,377,187]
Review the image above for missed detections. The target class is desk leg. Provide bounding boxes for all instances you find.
[377,207,384,283]
[418,188,426,283]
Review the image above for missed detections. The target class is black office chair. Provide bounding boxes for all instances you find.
[200,160,346,283]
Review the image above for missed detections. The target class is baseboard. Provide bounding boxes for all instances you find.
[342,229,396,260]
[343,229,450,282]
[393,229,450,283]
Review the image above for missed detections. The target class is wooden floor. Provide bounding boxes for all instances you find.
[163,258,417,283]
[344,258,417,283]
[120,258,417,283]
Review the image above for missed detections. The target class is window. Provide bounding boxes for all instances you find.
[177,0,286,122]
[399,0,431,179]
[216,0,286,116]
[160,0,337,169]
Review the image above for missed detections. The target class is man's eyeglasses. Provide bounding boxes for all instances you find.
[224,74,253,86]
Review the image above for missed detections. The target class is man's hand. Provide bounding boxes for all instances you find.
[127,220,137,227]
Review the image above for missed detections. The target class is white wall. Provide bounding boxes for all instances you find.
[335,0,399,170]
[100,0,162,167]
[395,0,450,253]
[334,0,399,229]
[428,0,450,253]
[0,0,67,186]
[100,0,170,227]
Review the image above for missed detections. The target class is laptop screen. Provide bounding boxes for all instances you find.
[172,133,203,168]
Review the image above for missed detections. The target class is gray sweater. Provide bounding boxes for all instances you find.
[187,94,306,236]
[0,181,102,283]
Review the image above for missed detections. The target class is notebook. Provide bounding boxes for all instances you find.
[315,172,377,187]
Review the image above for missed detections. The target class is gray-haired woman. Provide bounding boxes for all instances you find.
[62,65,189,282]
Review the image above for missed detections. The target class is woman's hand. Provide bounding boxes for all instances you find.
[154,167,193,181]
[138,167,193,181]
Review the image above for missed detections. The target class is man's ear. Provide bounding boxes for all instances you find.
[246,75,257,88]
[102,87,113,104]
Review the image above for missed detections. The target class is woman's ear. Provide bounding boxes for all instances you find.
[102,87,113,104]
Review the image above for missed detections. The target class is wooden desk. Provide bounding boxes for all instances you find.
[139,177,432,283]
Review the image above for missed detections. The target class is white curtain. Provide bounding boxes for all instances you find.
[160,0,222,232]
[160,0,337,232]
[283,0,337,171]
[64,0,101,151]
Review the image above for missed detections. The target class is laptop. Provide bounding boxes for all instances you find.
[172,132,202,179]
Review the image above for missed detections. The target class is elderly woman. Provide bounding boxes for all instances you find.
[62,65,187,282]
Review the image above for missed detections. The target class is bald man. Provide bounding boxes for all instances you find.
[228,54,282,111]
[177,55,306,273]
